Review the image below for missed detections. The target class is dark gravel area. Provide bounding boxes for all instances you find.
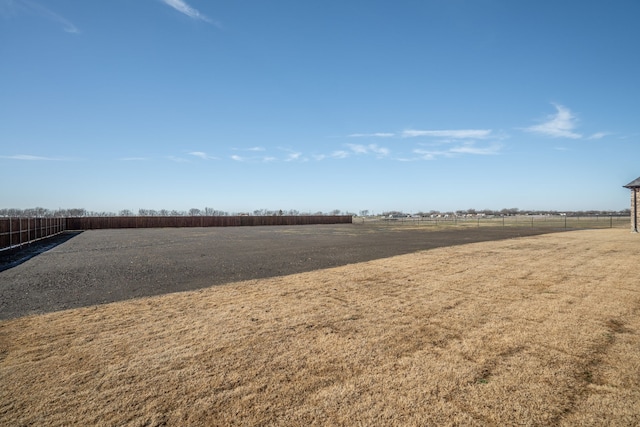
[0,224,562,319]
[0,232,83,273]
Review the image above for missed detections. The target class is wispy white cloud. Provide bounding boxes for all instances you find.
[9,0,80,33]
[347,144,368,154]
[230,150,282,163]
[347,143,390,158]
[188,151,217,160]
[331,151,350,159]
[1,154,66,161]
[348,132,395,138]
[412,148,452,160]
[160,0,211,22]
[402,129,493,139]
[524,103,582,139]
[313,152,350,160]
[411,141,501,160]
[271,147,307,162]
[449,143,501,155]
[284,151,303,162]
[317,145,390,160]
[588,132,609,140]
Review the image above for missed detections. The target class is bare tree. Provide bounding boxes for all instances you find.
[68,208,86,217]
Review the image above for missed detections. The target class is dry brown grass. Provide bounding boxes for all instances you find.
[1,229,640,426]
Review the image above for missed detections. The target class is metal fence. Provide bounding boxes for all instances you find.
[360,215,630,229]
[0,217,68,252]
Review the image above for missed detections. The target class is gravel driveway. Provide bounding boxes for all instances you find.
[0,224,559,319]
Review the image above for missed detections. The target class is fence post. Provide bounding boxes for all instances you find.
[9,217,12,248]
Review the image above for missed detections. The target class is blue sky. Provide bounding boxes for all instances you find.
[1,0,639,214]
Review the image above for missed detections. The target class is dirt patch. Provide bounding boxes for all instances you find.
[0,224,560,319]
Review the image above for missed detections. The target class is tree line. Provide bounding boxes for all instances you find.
[379,208,631,218]
[0,207,630,219]
[0,207,349,218]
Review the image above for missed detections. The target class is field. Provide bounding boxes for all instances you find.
[1,226,639,425]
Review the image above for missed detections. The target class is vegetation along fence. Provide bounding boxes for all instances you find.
[0,217,68,252]
[363,214,630,229]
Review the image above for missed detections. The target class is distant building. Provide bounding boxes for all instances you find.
[623,176,640,232]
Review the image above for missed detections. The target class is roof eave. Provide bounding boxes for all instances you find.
[624,177,640,188]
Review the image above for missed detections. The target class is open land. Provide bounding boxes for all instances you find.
[1,225,639,425]
[0,224,560,320]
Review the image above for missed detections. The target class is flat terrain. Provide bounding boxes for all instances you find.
[0,224,558,319]
[1,228,639,426]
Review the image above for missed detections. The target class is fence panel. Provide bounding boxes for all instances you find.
[361,215,630,230]
[63,215,352,230]
[0,217,67,252]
